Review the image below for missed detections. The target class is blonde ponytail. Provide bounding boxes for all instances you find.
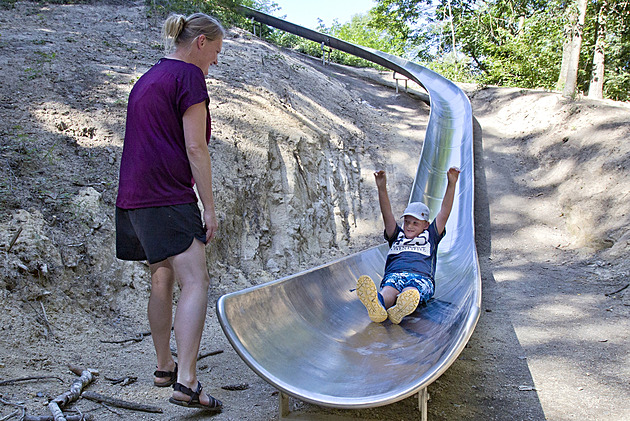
[162,12,225,53]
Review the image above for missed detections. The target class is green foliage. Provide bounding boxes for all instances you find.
[373,0,630,101]
[264,13,398,68]
[0,0,18,10]
[369,0,435,60]
[370,0,433,45]
[424,53,478,84]
[145,0,271,28]
[35,51,56,62]
[603,27,630,101]
[263,30,325,61]
[437,1,565,89]
[480,10,563,89]
[604,72,630,102]
[323,13,407,67]
[144,0,630,100]
[332,13,404,55]
[590,0,630,101]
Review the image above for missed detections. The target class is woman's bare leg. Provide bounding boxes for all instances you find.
[169,239,213,405]
[148,260,177,380]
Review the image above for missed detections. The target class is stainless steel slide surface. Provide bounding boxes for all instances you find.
[216,8,481,409]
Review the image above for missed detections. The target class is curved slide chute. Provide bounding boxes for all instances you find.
[217,7,480,413]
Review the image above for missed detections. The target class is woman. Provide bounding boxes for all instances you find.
[115,12,224,411]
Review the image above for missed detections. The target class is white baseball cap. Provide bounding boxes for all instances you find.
[402,202,430,221]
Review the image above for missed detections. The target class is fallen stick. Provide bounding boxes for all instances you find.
[222,383,249,391]
[171,349,224,360]
[68,366,96,377]
[7,226,22,253]
[39,301,54,340]
[104,375,137,386]
[100,330,152,344]
[605,283,629,296]
[197,349,224,361]
[46,402,65,421]
[23,415,92,421]
[0,396,26,420]
[0,375,64,386]
[0,409,20,421]
[81,391,163,413]
[94,401,122,416]
[48,367,97,421]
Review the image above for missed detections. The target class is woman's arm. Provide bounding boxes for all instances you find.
[183,101,217,242]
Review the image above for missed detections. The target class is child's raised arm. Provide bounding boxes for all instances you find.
[435,167,460,235]
[374,170,397,239]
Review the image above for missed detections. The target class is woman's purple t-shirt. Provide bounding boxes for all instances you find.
[116,58,211,209]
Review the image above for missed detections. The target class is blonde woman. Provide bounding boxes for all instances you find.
[115,13,224,411]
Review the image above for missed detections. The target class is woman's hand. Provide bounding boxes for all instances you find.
[203,208,218,242]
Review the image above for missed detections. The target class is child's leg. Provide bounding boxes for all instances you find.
[356,275,388,323]
[387,275,434,324]
[386,287,420,325]
[380,285,399,308]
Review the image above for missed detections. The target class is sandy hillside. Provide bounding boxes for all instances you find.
[0,1,629,420]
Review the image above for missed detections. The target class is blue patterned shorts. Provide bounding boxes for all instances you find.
[380,272,435,303]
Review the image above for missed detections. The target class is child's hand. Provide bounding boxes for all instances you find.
[447,167,461,184]
[374,170,387,189]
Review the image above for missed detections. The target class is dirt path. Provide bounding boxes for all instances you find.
[0,2,629,420]
[467,87,630,421]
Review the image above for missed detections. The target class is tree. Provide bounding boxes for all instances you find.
[328,12,408,57]
[587,0,608,99]
[368,0,568,86]
[225,0,630,99]
[586,0,630,101]
[557,0,588,97]
[369,0,435,60]
[147,0,277,27]
[439,0,565,87]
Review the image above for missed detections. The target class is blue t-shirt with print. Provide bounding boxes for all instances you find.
[384,221,445,283]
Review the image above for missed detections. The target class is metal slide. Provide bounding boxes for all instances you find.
[217,7,480,414]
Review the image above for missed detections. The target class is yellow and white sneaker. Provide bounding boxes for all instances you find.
[387,289,420,324]
[356,275,387,323]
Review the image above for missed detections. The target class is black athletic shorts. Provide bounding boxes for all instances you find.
[115,202,206,264]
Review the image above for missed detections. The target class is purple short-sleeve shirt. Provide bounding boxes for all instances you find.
[116,58,211,209]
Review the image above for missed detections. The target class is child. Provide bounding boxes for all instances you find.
[357,167,460,324]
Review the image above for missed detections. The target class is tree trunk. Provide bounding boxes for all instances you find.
[556,3,575,92]
[556,32,571,92]
[447,0,458,71]
[561,0,588,98]
[588,0,608,99]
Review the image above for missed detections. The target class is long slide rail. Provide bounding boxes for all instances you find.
[217,7,481,411]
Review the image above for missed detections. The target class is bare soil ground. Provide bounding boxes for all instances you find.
[0,1,629,420]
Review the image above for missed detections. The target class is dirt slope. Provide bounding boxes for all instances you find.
[0,1,628,420]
